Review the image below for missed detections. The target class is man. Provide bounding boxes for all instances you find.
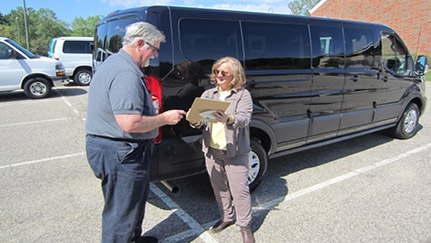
[86,22,186,243]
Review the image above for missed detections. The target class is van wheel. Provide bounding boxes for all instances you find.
[391,103,420,139]
[248,138,268,192]
[23,78,52,99]
[74,69,92,86]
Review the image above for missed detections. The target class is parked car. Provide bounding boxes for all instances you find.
[0,37,66,99]
[94,6,427,191]
[48,36,93,86]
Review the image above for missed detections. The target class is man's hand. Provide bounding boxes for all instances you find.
[162,109,186,125]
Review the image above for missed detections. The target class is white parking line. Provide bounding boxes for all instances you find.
[253,142,431,211]
[54,89,86,121]
[0,117,72,128]
[2,142,430,242]
[0,152,86,170]
[160,142,431,242]
[150,183,219,243]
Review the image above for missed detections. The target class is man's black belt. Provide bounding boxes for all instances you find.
[88,134,153,143]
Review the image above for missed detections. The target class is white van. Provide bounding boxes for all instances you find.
[48,36,93,86]
[0,37,66,99]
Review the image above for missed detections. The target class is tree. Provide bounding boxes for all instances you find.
[5,7,71,55]
[288,0,320,16]
[0,12,13,37]
[71,15,103,37]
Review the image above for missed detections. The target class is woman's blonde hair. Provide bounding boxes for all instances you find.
[210,57,246,90]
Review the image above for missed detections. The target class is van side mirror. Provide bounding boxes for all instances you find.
[415,55,428,75]
[7,49,18,59]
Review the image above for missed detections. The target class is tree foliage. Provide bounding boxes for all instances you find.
[0,7,103,56]
[288,0,320,16]
[71,15,102,37]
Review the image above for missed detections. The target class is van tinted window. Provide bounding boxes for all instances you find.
[344,28,376,69]
[242,22,311,70]
[63,41,92,54]
[381,33,410,75]
[310,25,344,68]
[179,18,241,70]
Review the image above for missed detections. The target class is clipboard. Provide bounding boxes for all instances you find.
[186,98,230,123]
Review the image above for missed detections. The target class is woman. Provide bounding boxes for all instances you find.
[190,57,254,243]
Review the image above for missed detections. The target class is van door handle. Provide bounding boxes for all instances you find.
[382,76,388,82]
[350,75,359,82]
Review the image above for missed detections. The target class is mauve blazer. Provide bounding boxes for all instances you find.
[199,87,253,158]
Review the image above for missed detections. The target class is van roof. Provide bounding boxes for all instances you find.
[100,5,388,29]
[52,36,93,41]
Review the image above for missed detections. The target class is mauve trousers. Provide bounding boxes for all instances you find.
[205,147,252,228]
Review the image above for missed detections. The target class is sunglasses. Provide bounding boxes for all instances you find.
[145,41,159,54]
[214,69,229,77]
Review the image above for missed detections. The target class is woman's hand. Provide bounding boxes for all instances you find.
[212,110,229,123]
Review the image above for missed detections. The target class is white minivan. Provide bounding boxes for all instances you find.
[0,37,66,99]
[48,36,93,86]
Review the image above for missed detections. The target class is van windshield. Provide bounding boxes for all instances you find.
[5,39,38,58]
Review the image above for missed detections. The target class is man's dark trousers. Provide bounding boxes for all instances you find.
[86,135,154,243]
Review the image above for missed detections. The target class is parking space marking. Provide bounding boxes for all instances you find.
[54,89,86,121]
[150,183,218,243]
[0,152,85,170]
[253,142,431,212]
[0,98,59,107]
[0,117,72,128]
[2,140,430,242]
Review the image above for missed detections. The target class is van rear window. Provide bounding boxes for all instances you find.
[63,41,92,54]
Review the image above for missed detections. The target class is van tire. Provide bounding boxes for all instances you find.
[248,138,268,191]
[23,78,52,99]
[74,69,92,86]
[391,103,420,139]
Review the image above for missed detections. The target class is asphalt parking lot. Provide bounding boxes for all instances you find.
[1,81,430,243]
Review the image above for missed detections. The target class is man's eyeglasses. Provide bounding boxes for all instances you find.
[145,42,159,54]
[214,69,229,77]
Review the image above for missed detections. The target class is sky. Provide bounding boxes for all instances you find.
[2,0,294,26]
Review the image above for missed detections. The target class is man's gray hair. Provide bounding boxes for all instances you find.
[122,22,165,47]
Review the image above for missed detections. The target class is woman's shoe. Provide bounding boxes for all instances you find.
[240,227,255,243]
[209,220,235,233]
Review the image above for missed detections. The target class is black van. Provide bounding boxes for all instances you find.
[93,5,427,191]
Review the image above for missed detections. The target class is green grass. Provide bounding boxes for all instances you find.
[426,71,431,82]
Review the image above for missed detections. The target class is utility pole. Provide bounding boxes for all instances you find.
[16,17,21,44]
[22,0,30,50]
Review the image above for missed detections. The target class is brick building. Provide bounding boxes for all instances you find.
[309,0,431,56]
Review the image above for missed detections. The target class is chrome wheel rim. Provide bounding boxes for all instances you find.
[403,109,418,134]
[248,151,260,185]
[30,82,47,96]
[78,72,92,85]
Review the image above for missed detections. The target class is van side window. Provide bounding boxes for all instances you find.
[0,42,12,59]
[310,25,344,68]
[381,33,410,76]
[242,22,311,70]
[63,41,92,54]
[179,19,241,71]
[344,28,377,69]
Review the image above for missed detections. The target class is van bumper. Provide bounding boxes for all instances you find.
[51,76,67,87]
